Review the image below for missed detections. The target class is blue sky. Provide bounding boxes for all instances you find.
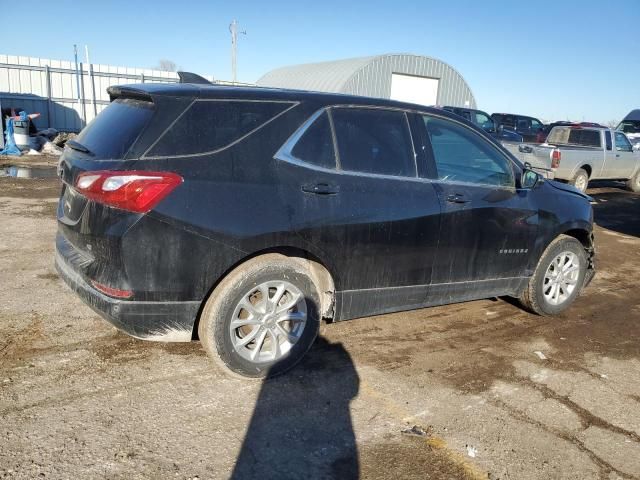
[3,0,638,122]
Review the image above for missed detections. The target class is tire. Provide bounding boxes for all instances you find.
[198,254,321,379]
[570,168,589,193]
[519,235,588,316]
[626,170,640,192]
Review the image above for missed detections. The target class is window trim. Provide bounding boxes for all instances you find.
[142,98,299,159]
[276,104,419,179]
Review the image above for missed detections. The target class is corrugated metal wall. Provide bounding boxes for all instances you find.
[0,55,180,132]
[257,54,476,109]
[346,54,476,108]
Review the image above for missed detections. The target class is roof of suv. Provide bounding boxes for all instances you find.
[108,82,455,118]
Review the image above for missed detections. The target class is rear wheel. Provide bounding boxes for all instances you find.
[570,168,589,193]
[626,170,640,193]
[198,254,321,378]
[520,235,588,316]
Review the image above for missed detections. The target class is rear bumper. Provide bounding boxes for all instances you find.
[55,251,200,342]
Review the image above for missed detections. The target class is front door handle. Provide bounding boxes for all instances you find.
[446,194,470,204]
[301,183,340,195]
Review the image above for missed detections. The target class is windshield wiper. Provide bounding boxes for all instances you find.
[66,140,94,155]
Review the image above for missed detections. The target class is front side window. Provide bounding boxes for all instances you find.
[147,100,294,157]
[530,119,542,131]
[474,112,494,131]
[423,116,514,187]
[615,132,633,152]
[290,111,336,169]
[331,108,416,177]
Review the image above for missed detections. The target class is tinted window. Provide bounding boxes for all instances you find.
[290,111,336,169]
[424,116,514,187]
[547,127,601,147]
[518,118,533,132]
[76,98,154,159]
[332,108,415,177]
[618,121,640,134]
[530,119,542,130]
[615,132,633,152]
[500,116,516,129]
[148,100,293,156]
[605,131,612,150]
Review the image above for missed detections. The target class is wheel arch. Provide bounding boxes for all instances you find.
[579,165,592,177]
[192,246,337,340]
[562,227,593,250]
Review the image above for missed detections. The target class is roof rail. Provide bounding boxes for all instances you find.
[177,71,213,85]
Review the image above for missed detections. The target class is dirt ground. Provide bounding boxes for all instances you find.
[0,173,639,480]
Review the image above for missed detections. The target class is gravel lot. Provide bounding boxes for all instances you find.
[1,171,639,480]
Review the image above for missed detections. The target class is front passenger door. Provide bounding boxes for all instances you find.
[614,131,636,179]
[419,114,539,300]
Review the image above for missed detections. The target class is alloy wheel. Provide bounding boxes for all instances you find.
[229,280,307,363]
[543,251,581,306]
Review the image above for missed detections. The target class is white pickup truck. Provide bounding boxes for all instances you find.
[504,125,640,192]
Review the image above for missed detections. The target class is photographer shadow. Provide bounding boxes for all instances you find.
[231,336,360,479]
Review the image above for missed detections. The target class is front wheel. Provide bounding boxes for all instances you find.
[519,235,588,315]
[626,170,640,193]
[198,254,321,379]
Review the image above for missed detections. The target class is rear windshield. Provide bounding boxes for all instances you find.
[547,127,602,147]
[75,98,154,159]
[146,100,294,157]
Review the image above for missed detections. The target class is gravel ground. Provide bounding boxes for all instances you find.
[0,174,639,480]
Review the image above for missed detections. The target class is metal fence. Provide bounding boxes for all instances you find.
[0,54,235,133]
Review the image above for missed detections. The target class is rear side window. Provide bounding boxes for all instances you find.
[424,116,514,187]
[331,108,415,177]
[76,98,154,159]
[147,100,293,157]
[290,111,336,169]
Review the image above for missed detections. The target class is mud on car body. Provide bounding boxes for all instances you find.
[55,79,596,378]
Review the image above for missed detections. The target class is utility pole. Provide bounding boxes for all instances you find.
[229,20,246,84]
[73,44,81,103]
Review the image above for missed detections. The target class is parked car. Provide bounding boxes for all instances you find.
[617,109,640,149]
[536,122,605,144]
[440,106,523,142]
[505,125,640,192]
[492,113,545,142]
[55,80,596,378]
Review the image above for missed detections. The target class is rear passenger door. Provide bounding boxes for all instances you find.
[418,114,538,299]
[275,106,442,319]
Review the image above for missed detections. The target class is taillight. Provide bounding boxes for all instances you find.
[75,170,183,213]
[91,280,133,299]
[551,150,561,169]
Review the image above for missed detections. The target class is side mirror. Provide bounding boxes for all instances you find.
[521,168,540,189]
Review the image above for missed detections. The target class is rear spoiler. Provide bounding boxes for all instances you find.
[177,71,213,85]
[107,86,153,103]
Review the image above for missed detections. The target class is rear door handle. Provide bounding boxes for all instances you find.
[446,194,470,204]
[301,183,340,195]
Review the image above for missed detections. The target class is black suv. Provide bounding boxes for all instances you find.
[492,113,545,142]
[56,81,595,377]
[441,106,523,143]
